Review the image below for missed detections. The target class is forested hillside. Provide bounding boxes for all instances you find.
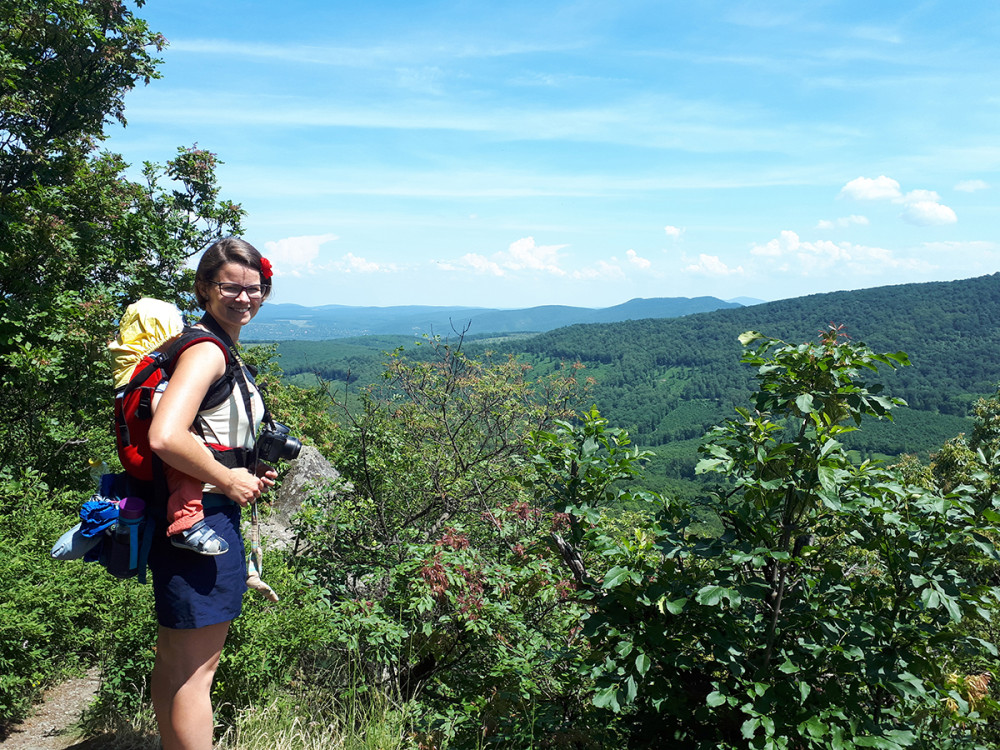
[273,274,1000,469]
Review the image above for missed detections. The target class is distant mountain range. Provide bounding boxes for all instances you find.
[245,296,744,340]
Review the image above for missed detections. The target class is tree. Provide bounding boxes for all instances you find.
[0,0,163,194]
[0,1,244,482]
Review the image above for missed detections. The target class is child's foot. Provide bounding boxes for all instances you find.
[170,519,229,555]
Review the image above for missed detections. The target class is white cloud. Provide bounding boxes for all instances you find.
[263,233,339,276]
[751,230,800,257]
[749,230,932,275]
[503,236,567,274]
[901,201,957,226]
[684,254,744,276]
[572,260,625,280]
[626,249,652,269]
[816,214,869,230]
[839,176,956,226]
[450,237,568,277]
[457,253,505,276]
[336,252,396,273]
[955,179,990,193]
[840,175,901,201]
[664,225,683,238]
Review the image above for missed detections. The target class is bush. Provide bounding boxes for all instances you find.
[0,468,144,730]
[529,328,1000,748]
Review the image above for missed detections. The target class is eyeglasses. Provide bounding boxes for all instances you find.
[210,282,265,299]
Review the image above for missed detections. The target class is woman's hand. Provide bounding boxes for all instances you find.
[255,463,278,499]
[223,467,266,507]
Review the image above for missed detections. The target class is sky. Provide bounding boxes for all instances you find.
[104,0,1000,309]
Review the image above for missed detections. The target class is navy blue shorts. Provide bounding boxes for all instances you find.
[149,495,246,629]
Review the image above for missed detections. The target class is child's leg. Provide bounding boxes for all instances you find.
[165,464,205,537]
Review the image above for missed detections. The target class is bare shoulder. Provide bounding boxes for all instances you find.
[173,339,228,384]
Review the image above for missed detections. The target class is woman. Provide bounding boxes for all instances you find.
[147,237,278,750]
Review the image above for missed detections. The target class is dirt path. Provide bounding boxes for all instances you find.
[1,668,101,750]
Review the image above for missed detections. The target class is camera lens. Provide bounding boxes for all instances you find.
[281,436,302,460]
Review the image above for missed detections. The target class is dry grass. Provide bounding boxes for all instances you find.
[214,691,414,750]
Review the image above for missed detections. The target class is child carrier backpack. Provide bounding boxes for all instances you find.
[104,300,248,581]
[114,327,233,483]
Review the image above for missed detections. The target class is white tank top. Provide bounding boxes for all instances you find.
[197,359,264,494]
[196,366,264,450]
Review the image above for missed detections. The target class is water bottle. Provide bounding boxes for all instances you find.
[89,459,109,491]
[107,496,145,579]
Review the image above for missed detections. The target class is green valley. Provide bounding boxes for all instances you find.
[266,273,1000,495]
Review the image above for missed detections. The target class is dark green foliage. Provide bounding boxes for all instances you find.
[528,330,1000,748]
[0,0,244,485]
[0,0,163,194]
[0,469,144,728]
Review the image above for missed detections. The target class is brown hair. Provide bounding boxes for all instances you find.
[193,237,273,308]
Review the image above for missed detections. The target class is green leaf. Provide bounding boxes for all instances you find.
[738,330,764,346]
[695,585,728,607]
[801,716,827,738]
[602,566,633,589]
[592,686,620,712]
[635,652,651,677]
[921,587,940,610]
[658,596,688,615]
[795,393,816,413]
[706,690,726,707]
[817,464,840,494]
[778,657,799,674]
[741,717,760,740]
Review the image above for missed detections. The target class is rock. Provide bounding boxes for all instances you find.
[258,445,341,550]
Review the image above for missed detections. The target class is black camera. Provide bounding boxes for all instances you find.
[256,420,302,462]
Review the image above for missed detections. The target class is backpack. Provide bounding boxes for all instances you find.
[113,326,233,483]
[104,300,243,581]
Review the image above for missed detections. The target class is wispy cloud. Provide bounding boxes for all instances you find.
[816,214,869,230]
[168,38,584,66]
[955,179,989,193]
[125,88,832,155]
[333,253,399,274]
[572,260,625,281]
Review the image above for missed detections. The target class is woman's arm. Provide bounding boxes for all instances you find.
[148,341,263,506]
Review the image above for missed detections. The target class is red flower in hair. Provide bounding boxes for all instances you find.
[260,256,273,279]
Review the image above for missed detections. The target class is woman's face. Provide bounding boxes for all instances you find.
[203,262,264,334]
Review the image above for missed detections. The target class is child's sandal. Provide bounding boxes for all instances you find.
[170,519,229,556]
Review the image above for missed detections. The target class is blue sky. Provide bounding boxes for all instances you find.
[105,0,1000,308]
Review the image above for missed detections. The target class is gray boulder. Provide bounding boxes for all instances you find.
[259,445,341,550]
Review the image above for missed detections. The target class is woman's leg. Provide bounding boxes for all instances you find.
[151,620,231,750]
